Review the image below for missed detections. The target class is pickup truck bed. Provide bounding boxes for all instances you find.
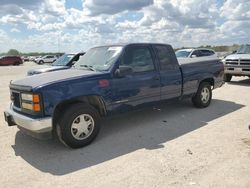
[179,57,224,96]
[4,43,224,148]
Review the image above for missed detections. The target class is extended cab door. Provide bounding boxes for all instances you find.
[153,44,182,100]
[112,44,161,111]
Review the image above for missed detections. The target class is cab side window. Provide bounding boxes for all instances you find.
[154,45,176,70]
[121,46,155,73]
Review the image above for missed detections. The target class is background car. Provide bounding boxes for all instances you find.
[0,56,23,66]
[34,55,57,64]
[27,52,85,75]
[175,48,216,58]
[21,56,29,62]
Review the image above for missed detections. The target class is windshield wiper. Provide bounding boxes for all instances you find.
[79,65,96,71]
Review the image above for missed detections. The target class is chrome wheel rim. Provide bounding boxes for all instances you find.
[201,87,210,103]
[71,114,94,140]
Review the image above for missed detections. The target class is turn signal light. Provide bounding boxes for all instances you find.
[33,104,41,112]
[33,94,40,103]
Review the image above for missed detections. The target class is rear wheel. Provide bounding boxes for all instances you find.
[56,103,101,148]
[224,74,232,82]
[192,82,212,108]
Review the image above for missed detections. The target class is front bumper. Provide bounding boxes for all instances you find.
[224,65,250,76]
[4,106,52,139]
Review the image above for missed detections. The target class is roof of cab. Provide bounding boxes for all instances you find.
[91,43,172,48]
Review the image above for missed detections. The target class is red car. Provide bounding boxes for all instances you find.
[0,56,23,66]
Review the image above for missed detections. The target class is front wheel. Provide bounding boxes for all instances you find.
[56,103,101,148]
[192,82,212,108]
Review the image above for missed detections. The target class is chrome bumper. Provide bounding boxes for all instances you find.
[4,106,52,139]
[224,66,250,76]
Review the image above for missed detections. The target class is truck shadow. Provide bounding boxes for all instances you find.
[12,99,244,175]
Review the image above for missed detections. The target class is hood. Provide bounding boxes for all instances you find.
[27,66,68,75]
[11,68,103,90]
[225,54,250,60]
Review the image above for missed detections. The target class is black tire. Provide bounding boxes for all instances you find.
[224,74,232,82]
[56,103,101,148]
[192,82,212,108]
[39,60,44,64]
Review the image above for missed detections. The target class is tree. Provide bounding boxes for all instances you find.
[7,49,20,56]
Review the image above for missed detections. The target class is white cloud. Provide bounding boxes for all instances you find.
[0,0,250,52]
[83,0,154,15]
[220,0,250,20]
[42,0,67,16]
[10,28,20,32]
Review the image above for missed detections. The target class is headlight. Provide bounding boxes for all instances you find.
[21,93,41,112]
[21,93,33,101]
[21,93,40,102]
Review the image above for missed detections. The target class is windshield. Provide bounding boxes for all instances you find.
[52,54,74,66]
[237,44,250,54]
[74,46,123,71]
[175,50,191,58]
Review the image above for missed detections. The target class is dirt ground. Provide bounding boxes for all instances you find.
[0,63,250,188]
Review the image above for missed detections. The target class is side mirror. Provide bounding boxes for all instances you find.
[191,55,197,58]
[232,50,237,54]
[115,66,133,77]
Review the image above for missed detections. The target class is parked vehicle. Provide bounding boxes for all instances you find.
[28,56,36,62]
[4,43,224,148]
[0,56,23,66]
[22,56,29,62]
[27,52,85,76]
[34,55,57,64]
[222,44,250,82]
[33,56,41,62]
[176,48,216,58]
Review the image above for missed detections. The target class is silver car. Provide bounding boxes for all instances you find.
[175,48,216,58]
[34,55,57,64]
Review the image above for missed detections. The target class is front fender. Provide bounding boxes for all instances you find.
[38,77,113,116]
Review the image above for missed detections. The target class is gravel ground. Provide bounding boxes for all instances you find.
[0,63,250,188]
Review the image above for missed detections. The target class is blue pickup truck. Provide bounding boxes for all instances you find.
[4,43,224,148]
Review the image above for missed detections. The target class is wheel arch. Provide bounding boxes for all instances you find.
[199,77,214,88]
[52,95,107,133]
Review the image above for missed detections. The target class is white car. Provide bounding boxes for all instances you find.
[35,55,57,64]
[175,48,216,58]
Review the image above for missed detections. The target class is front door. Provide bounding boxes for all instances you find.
[112,45,161,112]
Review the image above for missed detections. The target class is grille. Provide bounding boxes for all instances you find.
[239,59,250,65]
[225,59,250,65]
[225,59,238,65]
[12,91,21,108]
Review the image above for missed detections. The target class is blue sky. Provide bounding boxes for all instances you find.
[0,0,249,52]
